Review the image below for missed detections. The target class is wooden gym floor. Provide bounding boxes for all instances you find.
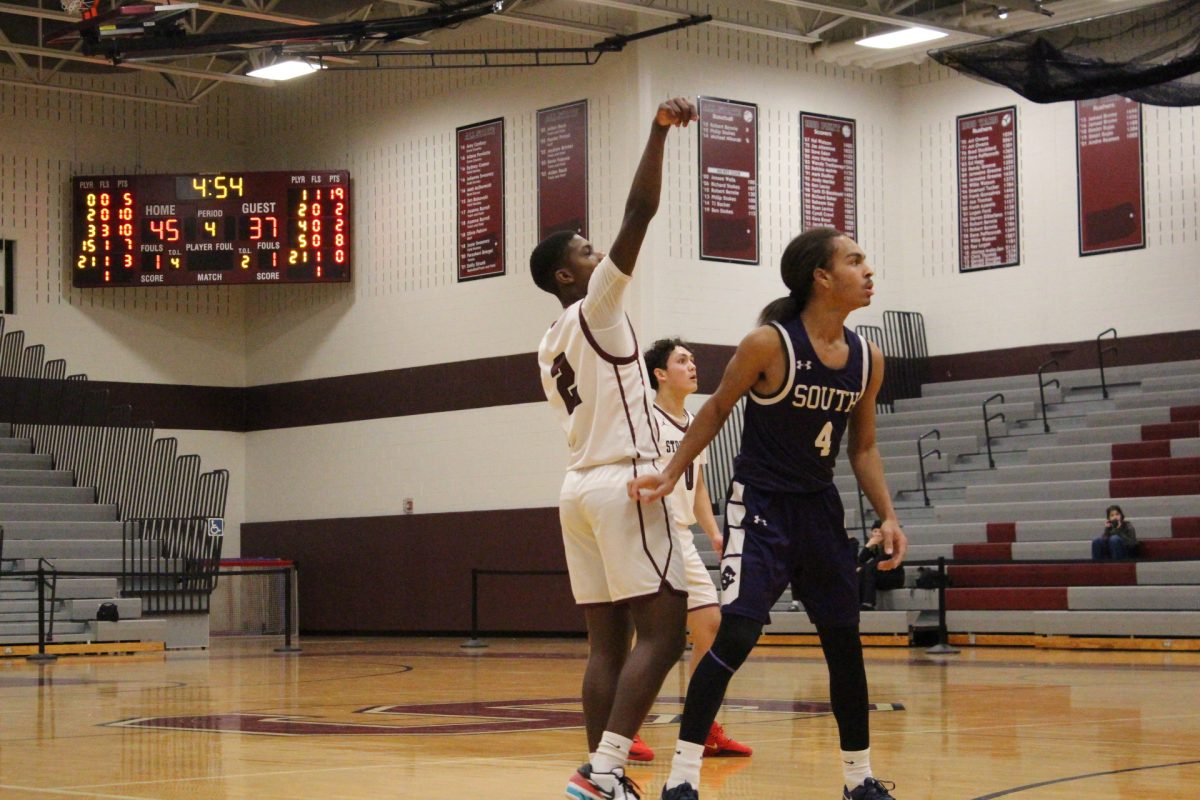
[1,636,1198,799]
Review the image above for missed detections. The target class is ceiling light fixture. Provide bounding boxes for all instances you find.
[247,59,323,81]
[856,26,948,49]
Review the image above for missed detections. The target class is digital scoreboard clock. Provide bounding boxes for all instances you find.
[71,171,351,287]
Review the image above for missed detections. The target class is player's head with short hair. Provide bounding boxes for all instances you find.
[758,227,847,325]
[644,337,696,393]
[530,230,578,297]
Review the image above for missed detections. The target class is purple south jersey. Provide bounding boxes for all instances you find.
[719,318,873,626]
[733,319,871,493]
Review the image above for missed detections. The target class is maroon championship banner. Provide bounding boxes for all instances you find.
[801,113,857,239]
[1077,96,1144,256]
[957,107,1019,272]
[457,118,505,281]
[537,100,588,242]
[698,96,758,264]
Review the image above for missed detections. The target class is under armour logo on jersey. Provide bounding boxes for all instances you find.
[753,515,768,527]
[721,565,736,590]
[797,360,812,370]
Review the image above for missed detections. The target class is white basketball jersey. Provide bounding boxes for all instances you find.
[538,258,660,471]
[653,405,709,529]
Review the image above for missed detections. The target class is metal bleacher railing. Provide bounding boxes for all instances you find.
[1096,327,1118,399]
[703,396,744,515]
[982,392,1005,469]
[1037,357,1060,433]
[0,314,228,623]
[857,311,929,414]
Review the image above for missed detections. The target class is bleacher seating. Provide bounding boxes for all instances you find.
[0,317,227,651]
[0,422,165,647]
[695,358,1200,643]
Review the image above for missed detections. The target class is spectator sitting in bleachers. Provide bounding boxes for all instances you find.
[1092,504,1138,560]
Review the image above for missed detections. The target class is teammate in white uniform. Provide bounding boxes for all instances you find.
[638,338,751,761]
[534,97,698,800]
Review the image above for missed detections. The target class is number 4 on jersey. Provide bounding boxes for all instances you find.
[814,421,833,456]
[551,352,582,414]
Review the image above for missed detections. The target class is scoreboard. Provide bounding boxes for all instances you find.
[72,171,351,287]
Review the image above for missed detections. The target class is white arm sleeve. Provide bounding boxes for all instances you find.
[580,256,629,329]
[580,256,636,355]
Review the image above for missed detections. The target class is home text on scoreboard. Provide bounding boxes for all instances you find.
[72,171,351,287]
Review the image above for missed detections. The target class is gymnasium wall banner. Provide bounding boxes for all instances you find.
[800,113,857,240]
[1076,96,1144,257]
[456,117,505,282]
[537,100,588,242]
[957,107,1019,272]
[698,96,759,264]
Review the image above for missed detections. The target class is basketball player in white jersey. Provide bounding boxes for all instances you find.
[534,97,697,800]
[635,338,750,761]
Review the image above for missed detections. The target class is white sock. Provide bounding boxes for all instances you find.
[665,740,705,790]
[592,732,632,774]
[841,747,872,790]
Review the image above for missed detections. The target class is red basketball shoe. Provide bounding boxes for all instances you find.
[628,734,655,762]
[703,722,752,757]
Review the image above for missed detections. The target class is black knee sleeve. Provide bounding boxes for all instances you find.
[679,614,762,744]
[817,624,870,751]
[709,613,762,671]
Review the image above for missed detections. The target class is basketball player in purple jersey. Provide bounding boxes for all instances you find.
[629,228,907,800]
[534,97,698,800]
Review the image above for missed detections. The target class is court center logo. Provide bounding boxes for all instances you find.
[106,697,902,736]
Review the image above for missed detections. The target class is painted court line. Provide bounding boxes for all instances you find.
[970,758,1200,798]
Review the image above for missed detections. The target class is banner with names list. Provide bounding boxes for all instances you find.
[957,107,1019,272]
[698,96,759,264]
[537,100,589,242]
[1077,96,1144,256]
[801,113,857,240]
[457,118,505,281]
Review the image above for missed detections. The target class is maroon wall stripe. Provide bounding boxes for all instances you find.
[926,329,1200,383]
[240,507,585,634]
[39,329,1195,433]
[67,380,246,432]
[243,353,542,431]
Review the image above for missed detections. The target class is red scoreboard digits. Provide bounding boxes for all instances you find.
[72,171,351,287]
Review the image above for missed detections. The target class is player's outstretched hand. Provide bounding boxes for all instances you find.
[656,97,698,128]
[876,519,908,571]
[627,472,675,503]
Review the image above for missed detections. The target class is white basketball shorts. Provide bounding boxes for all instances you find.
[559,460,688,606]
